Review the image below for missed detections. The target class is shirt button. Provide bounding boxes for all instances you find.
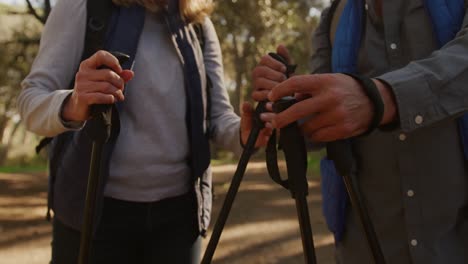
[399,133,407,141]
[411,239,418,246]
[390,43,398,50]
[407,190,415,197]
[415,115,424,125]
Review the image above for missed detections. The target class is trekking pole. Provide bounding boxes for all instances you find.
[78,52,130,264]
[265,53,317,263]
[201,101,267,264]
[327,141,386,264]
[271,97,317,264]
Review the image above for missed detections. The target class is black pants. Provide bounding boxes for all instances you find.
[51,192,201,264]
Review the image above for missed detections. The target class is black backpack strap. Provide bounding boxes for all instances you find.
[40,0,114,222]
[36,0,114,155]
[82,0,114,59]
[193,22,213,138]
[36,137,53,154]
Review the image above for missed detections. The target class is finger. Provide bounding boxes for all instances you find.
[252,90,271,102]
[256,127,273,147]
[82,93,116,106]
[253,77,281,91]
[241,102,254,131]
[260,112,275,123]
[81,50,122,73]
[78,69,125,90]
[268,75,322,102]
[295,93,311,101]
[276,44,292,65]
[272,96,325,129]
[260,127,273,137]
[79,82,125,101]
[120,70,134,83]
[252,66,287,83]
[265,102,274,112]
[259,54,287,73]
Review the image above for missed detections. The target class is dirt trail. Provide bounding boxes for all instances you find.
[0,162,335,264]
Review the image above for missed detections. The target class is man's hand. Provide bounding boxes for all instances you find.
[62,50,134,122]
[240,102,274,148]
[268,73,397,142]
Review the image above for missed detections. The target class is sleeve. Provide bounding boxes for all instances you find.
[17,0,87,137]
[202,17,243,155]
[378,8,468,133]
[309,4,334,74]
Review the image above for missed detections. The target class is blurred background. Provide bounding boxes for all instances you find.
[0,0,334,263]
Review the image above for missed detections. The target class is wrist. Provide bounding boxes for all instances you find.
[61,93,88,122]
[373,79,398,125]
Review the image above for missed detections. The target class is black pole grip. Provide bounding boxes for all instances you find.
[273,97,309,198]
[88,51,130,142]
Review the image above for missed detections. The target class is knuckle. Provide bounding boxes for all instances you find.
[106,70,116,81]
[75,72,83,82]
[105,83,114,92]
[96,50,107,58]
[254,78,265,89]
[260,55,270,63]
[289,76,301,88]
[273,71,285,81]
[252,67,261,78]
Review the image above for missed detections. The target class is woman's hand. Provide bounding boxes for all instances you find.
[240,102,274,148]
[61,50,134,122]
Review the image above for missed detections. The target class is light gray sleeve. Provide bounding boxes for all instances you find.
[17,0,86,137]
[378,9,468,133]
[202,17,243,155]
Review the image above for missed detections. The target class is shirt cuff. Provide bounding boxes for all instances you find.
[377,65,437,133]
[58,92,86,130]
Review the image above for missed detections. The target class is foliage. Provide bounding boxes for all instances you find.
[0,0,328,165]
[0,1,45,165]
[211,0,325,113]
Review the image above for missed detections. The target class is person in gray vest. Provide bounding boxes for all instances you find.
[17,0,271,263]
[252,0,468,263]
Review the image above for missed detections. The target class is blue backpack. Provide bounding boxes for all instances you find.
[321,0,466,242]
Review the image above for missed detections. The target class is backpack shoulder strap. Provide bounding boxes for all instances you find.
[193,23,205,51]
[82,0,114,60]
[193,22,213,138]
[36,0,114,154]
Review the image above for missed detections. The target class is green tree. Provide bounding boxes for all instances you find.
[0,0,47,164]
[212,0,325,114]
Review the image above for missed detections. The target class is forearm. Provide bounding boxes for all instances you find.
[17,0,86,136]
[377,21,468,132]
[17,88,80,137]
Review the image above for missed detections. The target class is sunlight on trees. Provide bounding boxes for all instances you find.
[0,0,327,164]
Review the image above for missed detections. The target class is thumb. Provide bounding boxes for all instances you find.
[277,44,292,65]
[241,102,255,145]
[241,102,254,131]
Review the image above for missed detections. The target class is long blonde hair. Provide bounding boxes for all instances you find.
[112,0,214,23]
